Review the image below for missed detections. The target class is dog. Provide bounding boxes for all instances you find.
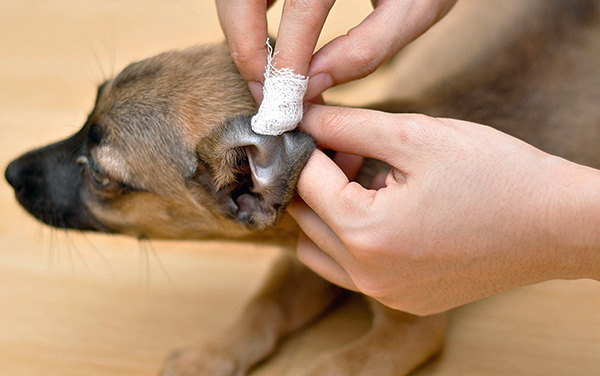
[5,0,600,375]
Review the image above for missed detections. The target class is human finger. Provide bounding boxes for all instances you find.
[288,197,352,267]
[294,149,377,226]
[271,0,336,76]
[216,0,269,101]
[288,200,359,290]
[305,0,457,99]
[300,105,430,167]
[296,232,359,291]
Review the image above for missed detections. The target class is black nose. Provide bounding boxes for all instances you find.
[5,159,22,190]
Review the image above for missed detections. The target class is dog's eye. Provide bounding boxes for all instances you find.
[76,155,110,187]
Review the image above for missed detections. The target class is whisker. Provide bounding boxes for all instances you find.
[78,232,117,281]
[48,231,56,270]
[56,214,73,270]
[89,45,108,82]
[67,234,97,279]
[15,209,43,256]
[36,223,45,258]
[56,214,97,280]
[143,238,180,293]
[108,16,117,78]
[57,139,87,166]
[138,237,151,288]
[62,228,75,271]
[46,211,56,270]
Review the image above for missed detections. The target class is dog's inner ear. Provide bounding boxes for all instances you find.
[195,116,314,230]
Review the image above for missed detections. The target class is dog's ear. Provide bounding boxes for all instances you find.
[194,116,315,230]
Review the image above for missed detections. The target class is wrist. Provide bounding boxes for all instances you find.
[544,157,600,281]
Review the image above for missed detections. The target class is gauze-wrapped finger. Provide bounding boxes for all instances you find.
[251,40,308,136]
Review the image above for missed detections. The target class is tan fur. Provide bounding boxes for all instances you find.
[84,45,305,243]
[51,42,449,375]
[7,1,600,375]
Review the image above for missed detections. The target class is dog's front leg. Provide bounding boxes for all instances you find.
[161,252,342,376]
[304,299,447,376]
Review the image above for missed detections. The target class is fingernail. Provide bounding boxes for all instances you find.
[305,73,333,101]
[248,81,264,104]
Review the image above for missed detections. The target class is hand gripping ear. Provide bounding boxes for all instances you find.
[195,115,315,229]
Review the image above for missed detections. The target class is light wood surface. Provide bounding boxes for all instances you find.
[1,1,598,375]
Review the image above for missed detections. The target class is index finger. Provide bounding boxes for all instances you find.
[271,0,336,76]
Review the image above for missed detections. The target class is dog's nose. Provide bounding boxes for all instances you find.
[5,159,22,190]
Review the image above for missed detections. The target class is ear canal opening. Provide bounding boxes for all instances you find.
[195,115,315,229]
[227,156,264,223]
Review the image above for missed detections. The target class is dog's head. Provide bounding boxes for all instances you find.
[5,45,314,242]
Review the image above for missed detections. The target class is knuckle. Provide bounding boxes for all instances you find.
[338,227,379,260]
[343,38,380,78]
[230,43,253,65]
[337,184,373,216]
[229,44,265,78]
[315,107,352,137]
[285,0,308,10]
[338,230,365,254]
[393,113,436,147]
[285,0,327,13]
[334,188,380,251]
[314,107,371,142]
[353,274,387,299]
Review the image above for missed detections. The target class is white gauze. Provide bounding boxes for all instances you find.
[251,41,308,136]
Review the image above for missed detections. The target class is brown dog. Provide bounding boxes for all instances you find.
[5,0,600,375]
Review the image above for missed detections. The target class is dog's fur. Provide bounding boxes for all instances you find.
[5,0,600,375]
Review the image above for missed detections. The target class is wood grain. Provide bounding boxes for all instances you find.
[0,1,598,375]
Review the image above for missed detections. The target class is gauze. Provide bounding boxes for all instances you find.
[251,40,308,136]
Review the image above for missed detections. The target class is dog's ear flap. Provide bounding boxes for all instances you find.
[195,115,315,230]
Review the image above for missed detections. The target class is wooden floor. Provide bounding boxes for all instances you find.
[0,1,598,375]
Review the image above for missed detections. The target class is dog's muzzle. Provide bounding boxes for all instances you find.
[5,127,105,231]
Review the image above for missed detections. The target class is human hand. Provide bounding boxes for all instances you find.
[215,0,457,102]
[288,105,600,315]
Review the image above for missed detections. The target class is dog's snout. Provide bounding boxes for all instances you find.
[5,130,109,232]
[5,159,22,190]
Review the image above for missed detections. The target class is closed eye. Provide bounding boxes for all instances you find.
[76,154,143,194]
[76,155,117,190]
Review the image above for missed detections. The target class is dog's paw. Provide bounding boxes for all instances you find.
[159,346,245,376]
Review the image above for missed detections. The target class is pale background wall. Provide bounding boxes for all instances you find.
[0,1,598,375]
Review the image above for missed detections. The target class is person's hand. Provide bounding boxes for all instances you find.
[215,0,457,102]
[288,105,600,315]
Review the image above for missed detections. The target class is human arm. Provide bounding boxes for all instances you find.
[214,0,457,102]
[287,105,600,315]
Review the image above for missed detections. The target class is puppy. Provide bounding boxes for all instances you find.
[5,0,600,375]
[4,42,446,375]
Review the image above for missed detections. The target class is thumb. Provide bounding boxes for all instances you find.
[300,105,434,170]
[296,149,377,229]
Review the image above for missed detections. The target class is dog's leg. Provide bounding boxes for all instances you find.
[161,253,342,376]
[304,299,447,376]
